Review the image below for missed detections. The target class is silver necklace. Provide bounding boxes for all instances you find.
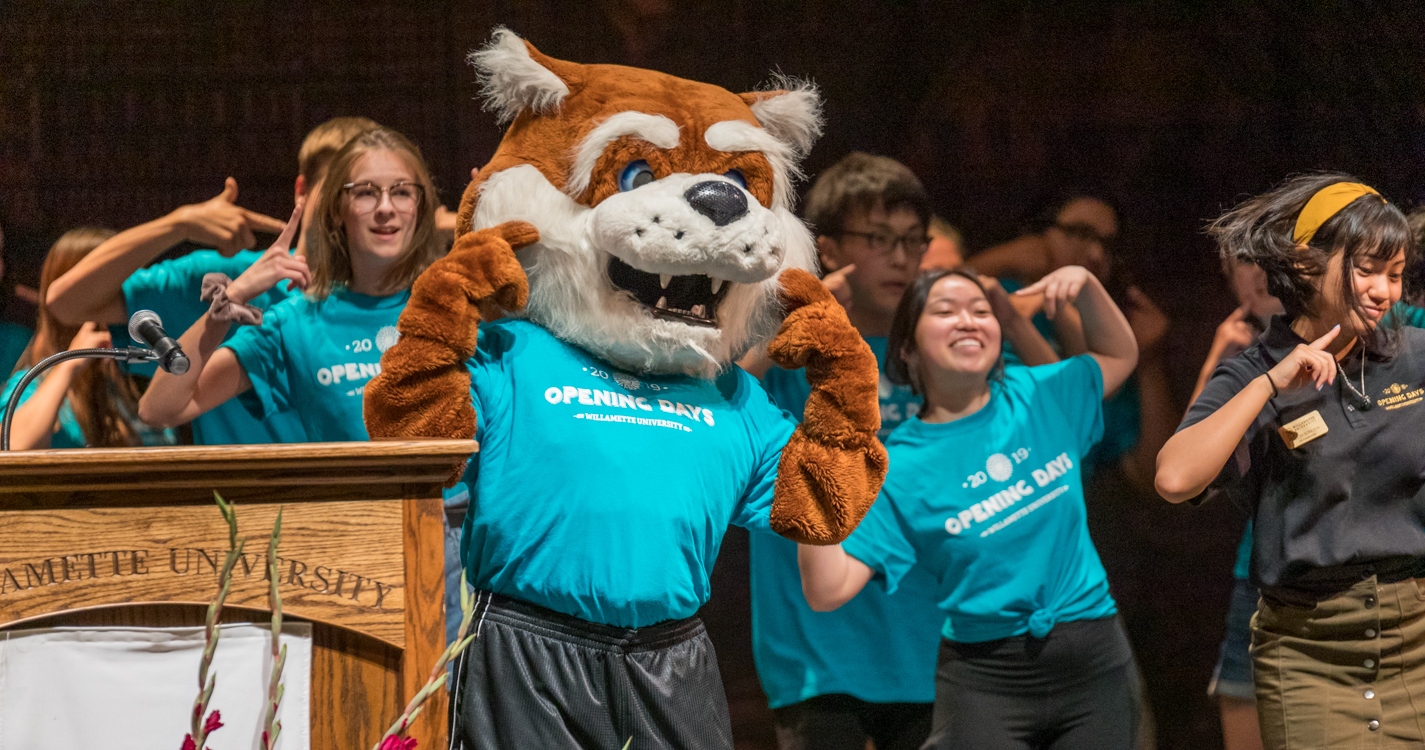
[1338,351,1369,409]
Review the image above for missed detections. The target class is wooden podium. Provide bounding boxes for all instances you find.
[0,439,477,750]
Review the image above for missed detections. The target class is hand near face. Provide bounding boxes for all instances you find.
[1014,265,1093,319]
[173,177,288,257]
[821,263,855,312]
[226,200,311,305]
[1212,305,1258,360]
[67,320,111,352]
[1267,325,1339,393]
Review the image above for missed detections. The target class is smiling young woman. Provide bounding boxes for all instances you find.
[1157,173,1424,748]
[795,264,1141,749]
[138,128,444,442]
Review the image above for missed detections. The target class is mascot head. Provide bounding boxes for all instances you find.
[458,28,823,378]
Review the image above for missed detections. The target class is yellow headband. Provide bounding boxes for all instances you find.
[1293,182,1382,245]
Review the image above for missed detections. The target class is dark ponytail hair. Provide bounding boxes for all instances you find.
[1206,172,1416,349]
[886,267,1005,397]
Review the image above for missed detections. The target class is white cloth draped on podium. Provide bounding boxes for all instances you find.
[0,623,311,750]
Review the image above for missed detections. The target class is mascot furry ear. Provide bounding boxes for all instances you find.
[366,28,884,545]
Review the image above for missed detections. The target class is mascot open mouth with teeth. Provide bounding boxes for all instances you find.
[365,28,886,750]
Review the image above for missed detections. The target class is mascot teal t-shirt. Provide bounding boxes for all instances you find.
[116,249,307,445]
[844,355,1116,643]
[223,288,408,442]
[458,319,797,628]
[752,337,944,707]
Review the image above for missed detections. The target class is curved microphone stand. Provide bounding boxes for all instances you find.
[1,347,157,451]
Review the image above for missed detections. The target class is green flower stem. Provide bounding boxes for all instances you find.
[262,508,285,750]
[193,492,244,750]
[371,571,478,750]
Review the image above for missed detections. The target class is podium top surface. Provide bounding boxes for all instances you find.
[0,439,478,509]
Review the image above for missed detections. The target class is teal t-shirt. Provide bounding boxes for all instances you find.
[844,355,1115,643]
[1233,522,1253,580]
[118,250,307,445]
[751,337,943,707]
[222,288,409,442]
[0,321,32,378]
[457,319,795,627]
[998,277,1139,475]
[2,370,175,448]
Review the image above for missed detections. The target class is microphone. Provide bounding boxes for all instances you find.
[128,310,191,375]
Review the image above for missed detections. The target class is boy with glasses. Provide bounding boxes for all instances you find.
[743,153,960,749]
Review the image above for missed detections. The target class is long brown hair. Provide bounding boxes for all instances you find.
[23,227,149,447]
[306,128,443,299]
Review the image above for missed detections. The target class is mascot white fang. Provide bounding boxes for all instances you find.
[366,27,888,750]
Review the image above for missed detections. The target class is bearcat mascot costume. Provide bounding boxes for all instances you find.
[365,28,885,750]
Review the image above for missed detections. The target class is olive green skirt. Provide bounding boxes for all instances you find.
[1253,575,1425,749]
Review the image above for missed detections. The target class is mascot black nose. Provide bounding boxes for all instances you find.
[684,181,748,227]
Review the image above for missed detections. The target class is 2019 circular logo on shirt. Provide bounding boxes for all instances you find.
[612,372,642,391]
[375,326,401,353]
[986,453,1014,482]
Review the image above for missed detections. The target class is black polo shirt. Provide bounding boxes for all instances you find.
[1180,315,1425,596]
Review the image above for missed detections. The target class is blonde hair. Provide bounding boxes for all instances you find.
[297,116,381,185]
[25,227,151,447]
[306,128,443,299]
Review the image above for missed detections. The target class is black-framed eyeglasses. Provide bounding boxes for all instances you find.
[839,230,930,258]
[342,181,424,214]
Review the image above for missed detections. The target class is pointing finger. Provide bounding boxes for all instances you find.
[824,263,856,285]
[1015,277,1048,297]
[243,208,289,235]
[1310,325,1341,350]
[271,199,304,252]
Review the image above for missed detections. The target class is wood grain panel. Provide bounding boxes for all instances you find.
[15,604,402,750]
[0,501,409,646]
[0,440,476,510]
[401,496,447,750]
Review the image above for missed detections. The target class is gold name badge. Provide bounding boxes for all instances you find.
[1278,410,1328,449]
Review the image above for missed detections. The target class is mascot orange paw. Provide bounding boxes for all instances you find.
[766,268,888,545]
[364,220,539,484]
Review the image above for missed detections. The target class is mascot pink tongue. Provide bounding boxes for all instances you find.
[365,27,885,749]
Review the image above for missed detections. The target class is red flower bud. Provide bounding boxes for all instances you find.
[203,710,224,734]
[378,735,418,750]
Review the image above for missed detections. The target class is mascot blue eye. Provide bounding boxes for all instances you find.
[618,160,656,192]
[724,169,747,189]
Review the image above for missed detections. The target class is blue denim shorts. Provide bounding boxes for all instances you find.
[1208,577,1257,700]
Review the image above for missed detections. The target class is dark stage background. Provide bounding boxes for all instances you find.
[4,2,1424,748]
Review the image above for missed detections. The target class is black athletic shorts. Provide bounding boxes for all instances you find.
[923,616,1140,750]
[772,693,932,750]
[449,592,733,750]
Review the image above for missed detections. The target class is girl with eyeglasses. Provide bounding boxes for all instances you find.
[139,128,445,443]
[796,264,1142,749]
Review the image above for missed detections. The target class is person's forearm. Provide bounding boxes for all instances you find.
[1190,341,1229,407]
[1051,306,1088,357]
[46,213,186,325]
[1122,353,1176,491]
[7,364,79,450]
[1000,311,1059,366]
[138,312,232,428]
[796,542,870,611]
[1076,278,1136,365]
[1155,374,1273,503]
